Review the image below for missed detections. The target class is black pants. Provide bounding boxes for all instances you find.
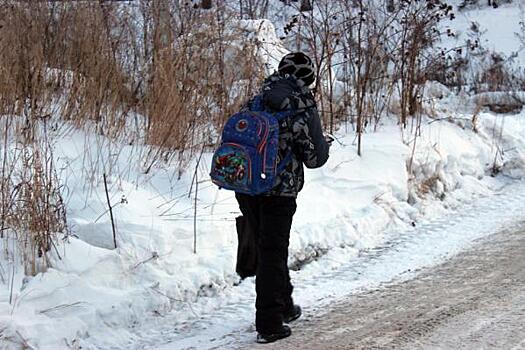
[235,193,297,334]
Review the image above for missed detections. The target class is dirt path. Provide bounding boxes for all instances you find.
[258,223,525,350]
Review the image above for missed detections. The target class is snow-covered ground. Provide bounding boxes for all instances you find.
[151,179,525,350]
[1,2,525,350]
[445,0,525,60]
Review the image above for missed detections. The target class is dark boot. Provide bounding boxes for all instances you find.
[256,325,292,344]
[283,304,302,323]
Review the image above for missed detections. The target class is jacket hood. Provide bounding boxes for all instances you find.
[261,73,315,111]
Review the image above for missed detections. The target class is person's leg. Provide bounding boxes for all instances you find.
[255,196,296,334]
[283,272,294,316]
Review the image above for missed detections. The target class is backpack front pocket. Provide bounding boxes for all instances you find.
[210,143,252,191]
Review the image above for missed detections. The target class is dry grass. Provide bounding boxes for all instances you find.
[0,117,68,276]
[418,174,441,196]
[0,1,263,274]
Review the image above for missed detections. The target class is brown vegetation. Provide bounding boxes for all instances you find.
[0,0,522,273]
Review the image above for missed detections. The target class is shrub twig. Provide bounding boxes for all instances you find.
[103,173,117,249]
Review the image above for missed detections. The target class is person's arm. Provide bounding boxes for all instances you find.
[292,105,330,169]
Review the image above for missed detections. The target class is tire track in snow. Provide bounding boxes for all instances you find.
[270,219,525,349]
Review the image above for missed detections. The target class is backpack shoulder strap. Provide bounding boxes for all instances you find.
[248,93,295,171]
[249,94,265,112]
[250,94,298,121]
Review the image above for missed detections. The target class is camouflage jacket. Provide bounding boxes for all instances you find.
[244,73,330,197]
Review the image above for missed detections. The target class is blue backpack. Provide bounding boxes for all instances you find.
[210,95,295,195]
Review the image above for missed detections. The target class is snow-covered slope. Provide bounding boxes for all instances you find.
[445,1,524,60]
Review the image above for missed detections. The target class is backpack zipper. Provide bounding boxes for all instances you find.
[257,117,269,153]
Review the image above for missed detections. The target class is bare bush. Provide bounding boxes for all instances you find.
[388,1,454,127]
[141,2,263,172]
[0,0,264,272]
[0,1,264,169]
[283,1,453,153]
[0,115,68,276]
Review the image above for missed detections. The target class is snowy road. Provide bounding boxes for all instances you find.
[263,222,525,350]
[131,181,525,350]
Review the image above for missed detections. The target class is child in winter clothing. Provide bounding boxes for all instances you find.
[236,52,330,343]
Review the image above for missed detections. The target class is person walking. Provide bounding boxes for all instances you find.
[235,52,331,343]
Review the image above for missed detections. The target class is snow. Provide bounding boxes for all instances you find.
[150,180,525,350]
[236,19,289,73]
[1,3,525,349]
[446,2,525,60]
[2,100,524,349]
